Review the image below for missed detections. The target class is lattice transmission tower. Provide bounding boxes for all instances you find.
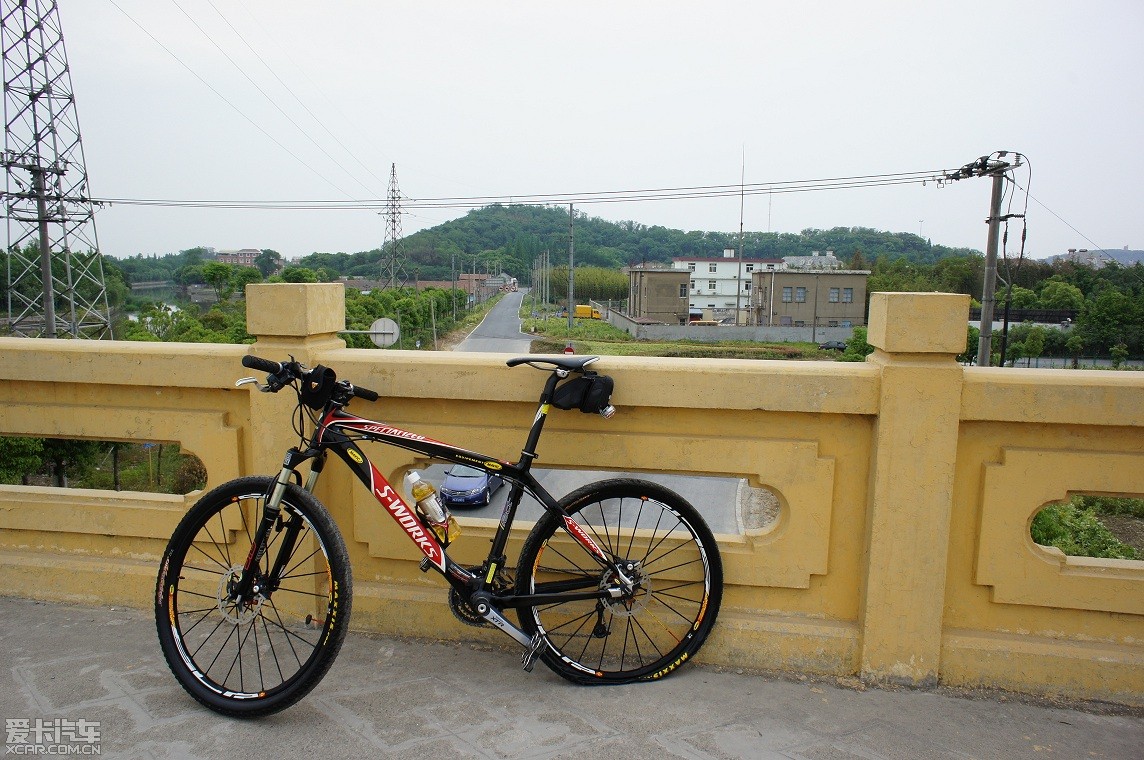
[1,0,111,338]
[380,163,409,289]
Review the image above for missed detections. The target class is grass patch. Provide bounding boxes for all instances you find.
[1031,496,1141,560]
[522,306,831,360]
[530,337,822,360]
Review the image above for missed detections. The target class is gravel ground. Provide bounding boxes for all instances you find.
[1100,514,1144,554]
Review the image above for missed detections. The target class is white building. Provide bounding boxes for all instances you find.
[673,248,783,322]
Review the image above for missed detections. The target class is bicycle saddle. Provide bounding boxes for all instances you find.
[506,355,600,372]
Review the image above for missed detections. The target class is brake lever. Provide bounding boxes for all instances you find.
[236,376,275,393]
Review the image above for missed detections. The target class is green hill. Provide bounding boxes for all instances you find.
[299,204,984,283]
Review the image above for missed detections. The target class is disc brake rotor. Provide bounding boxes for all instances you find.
[601,564,651,617]
[217,565,266,624]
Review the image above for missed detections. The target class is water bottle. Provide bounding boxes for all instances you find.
[404,471,459,545]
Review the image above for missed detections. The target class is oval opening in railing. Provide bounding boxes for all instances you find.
[0,436,208,495]
[1030,495,1143,560]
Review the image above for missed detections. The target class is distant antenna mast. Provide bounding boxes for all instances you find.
[1,0,111,338]
[380,163,409,289]
[735,147,745,325]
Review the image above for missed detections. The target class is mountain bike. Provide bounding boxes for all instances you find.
[155,353,723,717]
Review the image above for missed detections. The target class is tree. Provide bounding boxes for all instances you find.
[1006,341,1025,367]
[838,326,875,362]
[232,266,263,293]
[254,249,281,278]
[1023,325,1047,367]
[1078,289,1136,355]
[125,303,182,341]
[1065,332,1085,368]
[1005,286,1039,309]
[201,262,235,302]
[1038,280,1085,310]
[180,247,210,266]
[174,264,204,301]
[959,326,980,364]
[281,266,318,283]
[41,439,102,487]
[1111,343,1129,369]
[0,436,44,484]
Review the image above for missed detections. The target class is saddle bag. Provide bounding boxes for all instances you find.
[551,372,614,414]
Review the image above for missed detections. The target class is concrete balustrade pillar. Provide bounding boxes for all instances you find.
[859,292,970,686]
[245,283,347,473]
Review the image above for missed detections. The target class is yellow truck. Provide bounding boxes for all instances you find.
[574,304,602,319]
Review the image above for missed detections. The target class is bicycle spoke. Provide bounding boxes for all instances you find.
[625,498,645,559]
[518,480,721,684]
[187,542,231,573]
[280,545,321,580]
[260,613,286,685]
[252,615,266,694]
[158,477,351,715]
[215,511,232,568]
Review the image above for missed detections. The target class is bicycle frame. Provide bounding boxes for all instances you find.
[252,369,630,650]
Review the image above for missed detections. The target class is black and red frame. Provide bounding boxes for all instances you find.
[240,359,632,651]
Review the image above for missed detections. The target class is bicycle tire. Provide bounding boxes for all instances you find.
[155,476,352,717]
[515,478,722,684]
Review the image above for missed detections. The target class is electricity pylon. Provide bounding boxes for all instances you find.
[379,163,409,289]
[2,0,111,338]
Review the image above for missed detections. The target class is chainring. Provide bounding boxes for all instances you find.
[448,565,514,628]
[448,586,489,627]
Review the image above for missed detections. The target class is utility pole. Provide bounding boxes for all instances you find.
[567,204,575,331]
[978,172,1005,365]
[812,274,820,344]
[544,249,550,308]
[943,152,1021,366]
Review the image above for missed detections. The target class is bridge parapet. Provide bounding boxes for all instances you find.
[0,285,1140,704]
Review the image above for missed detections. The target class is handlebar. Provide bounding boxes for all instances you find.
[240,354,379,405]
[241,354,284,374]
[352,385,379,402]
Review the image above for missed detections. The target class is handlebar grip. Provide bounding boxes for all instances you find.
[352,385,379,402]
[242,355,283,374]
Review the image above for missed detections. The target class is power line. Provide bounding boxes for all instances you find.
[105,0,350,197]
[92,168,949,211]
[168,0,377,198]
[197,0,386,196]
[228,0,484,197]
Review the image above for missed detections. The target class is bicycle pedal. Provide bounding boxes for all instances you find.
[419,557,432,573]
[521,632,545,672]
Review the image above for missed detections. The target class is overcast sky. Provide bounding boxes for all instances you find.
[51,1,1144,262]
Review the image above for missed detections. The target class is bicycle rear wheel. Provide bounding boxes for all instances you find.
[515,478,722,684]
[155,476,351,716]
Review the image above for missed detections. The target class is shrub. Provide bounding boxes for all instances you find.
[1030,501,1137,560]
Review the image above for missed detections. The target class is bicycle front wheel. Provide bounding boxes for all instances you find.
[515,478,722,684]
[155,476,352,717]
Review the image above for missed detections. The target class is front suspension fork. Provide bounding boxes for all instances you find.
[233,448,320,601]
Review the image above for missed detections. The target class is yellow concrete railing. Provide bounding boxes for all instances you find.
[1,284,1141,705]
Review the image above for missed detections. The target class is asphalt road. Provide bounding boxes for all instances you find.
[454,290,532,354]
